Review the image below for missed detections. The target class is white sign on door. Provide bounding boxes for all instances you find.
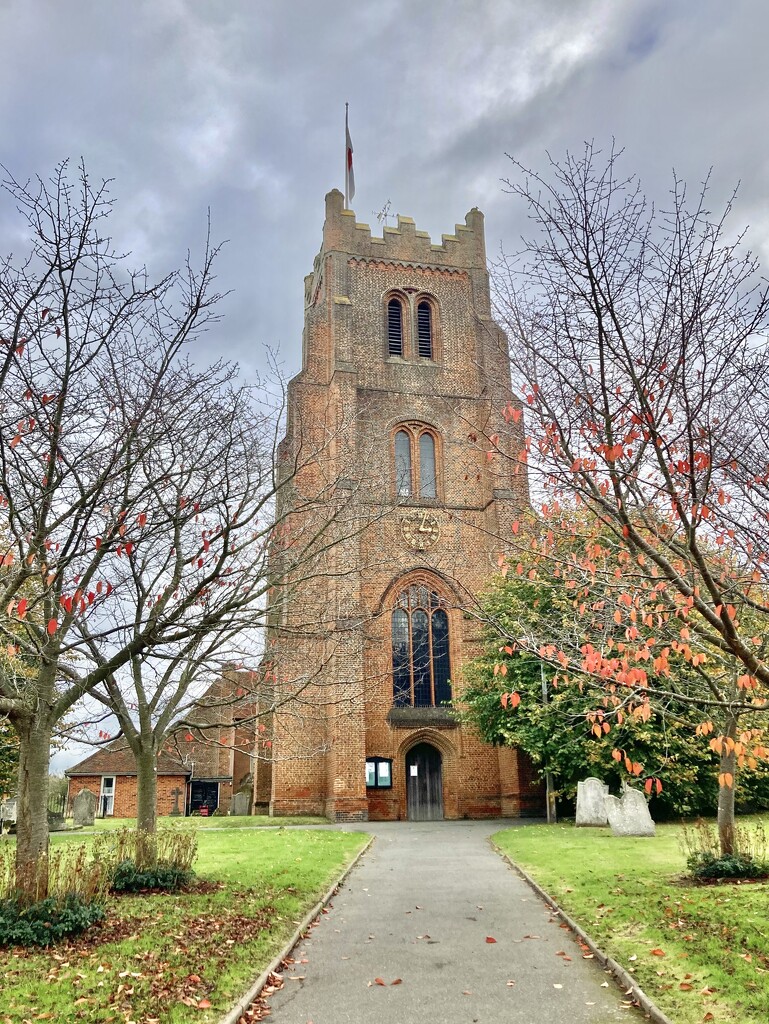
[410,765,418,777]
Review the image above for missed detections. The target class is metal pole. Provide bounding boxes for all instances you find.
[541,663,557,824]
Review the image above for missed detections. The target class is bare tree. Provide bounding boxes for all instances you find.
[0,160,354,897]
[490,144,769,854]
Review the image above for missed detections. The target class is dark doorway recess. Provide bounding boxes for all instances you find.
[406,743,443,821]
[188,781,219,815]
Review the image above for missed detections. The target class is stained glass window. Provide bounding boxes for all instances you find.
[390,585,452,707]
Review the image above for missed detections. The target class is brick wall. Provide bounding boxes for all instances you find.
[67,774,189,818]
[268,192,532,821]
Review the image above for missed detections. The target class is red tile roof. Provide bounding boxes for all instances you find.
[65,743,190,777]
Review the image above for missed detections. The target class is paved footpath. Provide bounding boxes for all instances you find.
[268,820,643,1024]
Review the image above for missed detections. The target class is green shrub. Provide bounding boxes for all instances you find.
[110,859,194,892]
[681,818,769,879]
[686,850,769,879]
[0,894,105,947]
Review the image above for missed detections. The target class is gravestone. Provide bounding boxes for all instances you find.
[169,787,184,817]
[0,797,17,833]
[230,791,251,816]
[48,810,67,831]
[73,788,97,827]
[605,784,656,837]
[575,777,609,826]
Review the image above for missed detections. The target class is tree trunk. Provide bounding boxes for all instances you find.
[135,745,158,869]
[717,713,739,858]
[14,718,53,903]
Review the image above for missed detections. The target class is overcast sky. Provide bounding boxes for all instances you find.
[3,0,768,386]
[3,0,766,772]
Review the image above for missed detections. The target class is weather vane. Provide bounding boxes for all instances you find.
[375,199,393,227]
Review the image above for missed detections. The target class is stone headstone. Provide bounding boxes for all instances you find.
[73,788,97,827]
[0,797,17,822]
[169,787,184,816]
[230,791,251,816]
[48,810,67,831]
[605,784,655,837]
[576,777,609,827]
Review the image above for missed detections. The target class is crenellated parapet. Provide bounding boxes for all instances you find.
[320,189,487,269]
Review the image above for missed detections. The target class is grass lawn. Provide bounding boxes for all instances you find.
[0,827,368,1023]
[494,819,769,1024]
[77,814,330,832]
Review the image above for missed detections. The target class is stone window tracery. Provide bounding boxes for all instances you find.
[391,583,451,708]
[392,423,440,499]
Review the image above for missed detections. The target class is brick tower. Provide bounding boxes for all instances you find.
[265,189,541,822]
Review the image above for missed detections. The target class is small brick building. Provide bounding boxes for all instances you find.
[65,677,256,818]
[264,191,543,822]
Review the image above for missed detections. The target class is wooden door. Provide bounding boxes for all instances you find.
[406,743,443,821]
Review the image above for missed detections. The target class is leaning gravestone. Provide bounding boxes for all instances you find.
[605,784,655,837]
[230,791,251,816]
[576,777,609,826]
[73,788,97,827]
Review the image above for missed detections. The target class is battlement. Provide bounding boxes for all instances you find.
[319,189,487,270]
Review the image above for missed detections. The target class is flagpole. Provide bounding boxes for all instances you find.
[344,103,355,211]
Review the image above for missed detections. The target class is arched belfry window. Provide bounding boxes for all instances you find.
[392,583,451,707]
[416,301,433,358]
[392,423,440,500]
[387,297,404,356]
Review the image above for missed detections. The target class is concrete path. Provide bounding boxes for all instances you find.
[268,820,642,1024]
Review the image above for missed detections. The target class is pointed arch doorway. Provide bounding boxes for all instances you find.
[406,742,444,821]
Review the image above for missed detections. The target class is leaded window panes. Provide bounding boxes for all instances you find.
[391,585,452,707]
[419,433,436,498]
[395,430,412,496]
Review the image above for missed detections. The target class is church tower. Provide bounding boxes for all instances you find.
[265,189,541,821]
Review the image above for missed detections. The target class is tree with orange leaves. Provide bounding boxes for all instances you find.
[491,145,769,853]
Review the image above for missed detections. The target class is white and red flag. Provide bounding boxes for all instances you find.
[345,103,355,208]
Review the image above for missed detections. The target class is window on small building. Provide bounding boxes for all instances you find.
[366,757,393,788]
[416,301,433,358]
[392,584,451,707]
[387,298,404,356]
[99,776,115,817]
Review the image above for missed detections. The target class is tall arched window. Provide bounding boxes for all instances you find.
[387,297,404,356]
[416,301,433,358]
[392,584,451,707]
[419,433,436,498]
[395,430,412,496]
[392,424,440,500]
